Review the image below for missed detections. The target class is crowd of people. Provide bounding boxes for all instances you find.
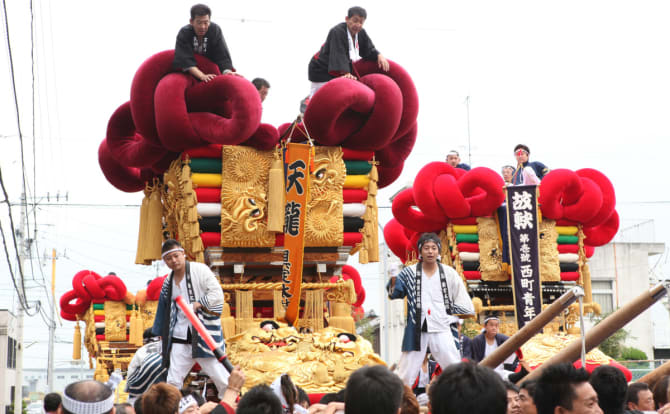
[445,144,550,187]
[42,361,670,414]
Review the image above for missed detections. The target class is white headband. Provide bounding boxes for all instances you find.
[161,247,184,259]
[179,395,198,414]
[62,392,114,414]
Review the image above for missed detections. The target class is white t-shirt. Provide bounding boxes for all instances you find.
[171,276,192,340]
[420,268,458,332]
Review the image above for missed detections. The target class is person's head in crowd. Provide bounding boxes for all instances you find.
[514,144,530,165]
[62,380,115,414]
[505,382,522,414]
[446,150,461,168]
[189,4,212,38]
[142,383,181,414]
[180,390,205,407]
[44,392,62,414]
[534,363,601,414]
[589,365,626,414]
[320,389,346,404]
[626,382,654,412]
[115,403,135,414]
[252,78,270,102]
[277,374,299,414]
[237,385,283,414]
[484,316,500,339]
[143,327,159,344]
[297,387,310,409]
[134,395,143,414]
[519,380,538,414]
[502,165,515,184]
[429,361,506,414]
[400,385,419,414]
[345,365,404,414]
[653,375,670,410]
[178,394,200,414]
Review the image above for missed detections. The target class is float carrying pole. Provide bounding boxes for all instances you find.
[480,286,583,370]
[175,296,234,372]
[521,280,670,384]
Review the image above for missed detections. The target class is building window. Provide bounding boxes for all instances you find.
[592,280,614,314]
[6,337,16,369]
[71,375,78,379]
[57,375,65,379]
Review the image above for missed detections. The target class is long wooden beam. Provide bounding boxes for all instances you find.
[480,286,583,370]
[520,281,669,384]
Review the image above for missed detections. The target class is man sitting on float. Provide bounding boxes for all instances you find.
[307,6,390,98]
[387,232,474,386]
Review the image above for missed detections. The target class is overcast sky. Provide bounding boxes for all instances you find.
[1,0,669,370]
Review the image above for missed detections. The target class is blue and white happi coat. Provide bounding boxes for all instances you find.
[387,263,474,352]
[152,261,225,368]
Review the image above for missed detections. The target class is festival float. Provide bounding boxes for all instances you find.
[60,49,417,394]
[58,46,664,394]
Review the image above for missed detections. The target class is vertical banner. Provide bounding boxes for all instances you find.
[506,185,542,329]
[282,143,311,326]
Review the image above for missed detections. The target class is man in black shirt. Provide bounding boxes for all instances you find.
[307,6,389,97]
[173,4,240,82]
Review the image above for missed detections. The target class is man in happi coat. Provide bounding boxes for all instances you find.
[173,4,239,82]
[387,232,475,386]
[152,239,230,397]
[307,6,389,97]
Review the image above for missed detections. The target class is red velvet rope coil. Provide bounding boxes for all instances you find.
[59,271,128,321]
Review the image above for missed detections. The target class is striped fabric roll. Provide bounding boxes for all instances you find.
[453,225,478,234]
[558,253,579,263]
[451,217,477,225]
[557,244,595,258]
[556,226,579,235]
[459,252,480,261]
[456,233,479,243]
[182,145,222,159]
[343,203,366,217]
[93,309,132,316]
[200,232,364,248]
[456,243,479,253]
[189,158,222,174]
[191,173,222,187]
[94,315,130,322]
[342,149,374,160]
[462,261,480,271]
[344,175,370,189]
[557,235,579,244]
[343,217,365,232]
[198,217,221,233]
[559,262,579,272]
[344,160,372,175]
[560,272,579,281]
[194,187,221,203]
[197,203,221,217]
[343,189,368,203]
[92,303,133,310]
[463,270,482,280]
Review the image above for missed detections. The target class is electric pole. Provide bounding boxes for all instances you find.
[14,193,26,414]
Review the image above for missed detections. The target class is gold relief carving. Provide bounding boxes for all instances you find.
[140,301,158,330]
[477,217,508,281]
[226,327,383,393]
[104,301,127,341]
[521,333,612,368]
[539,219,560,282]
[220,146,275,247]
[306,147,344,247]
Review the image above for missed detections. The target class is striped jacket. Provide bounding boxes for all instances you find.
[388,263,474,352]
[152,261,225,366]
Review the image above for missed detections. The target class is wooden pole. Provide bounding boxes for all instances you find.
[520,281,669,384]
[480,287,583,369]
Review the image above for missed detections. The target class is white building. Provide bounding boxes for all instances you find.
[0,310,18,413]
[588,237,669,359]
[24,366,94,394]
